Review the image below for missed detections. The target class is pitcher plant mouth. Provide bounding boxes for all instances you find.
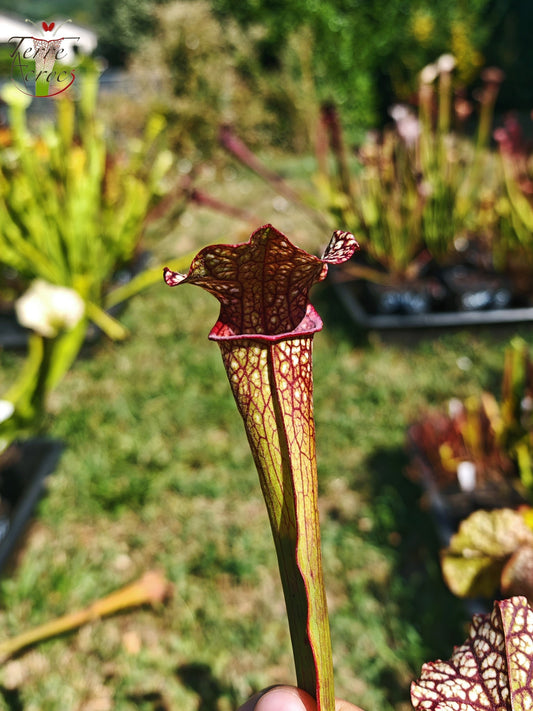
[164,224,358,711]
[163,223,357,341]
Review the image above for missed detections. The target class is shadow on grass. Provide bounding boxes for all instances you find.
[126,690,169,711]
[364,446,467,662]
[0,686,23,711]
[176,662,239,711]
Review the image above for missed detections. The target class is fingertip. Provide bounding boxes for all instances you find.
[255,685,317,711]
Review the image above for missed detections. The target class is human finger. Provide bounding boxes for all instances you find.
[238,685,364,711]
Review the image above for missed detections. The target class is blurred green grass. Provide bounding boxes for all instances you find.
[0,162,531,711]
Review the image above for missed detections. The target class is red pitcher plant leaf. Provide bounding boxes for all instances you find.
[411,596,533,711]
[164,224,358,711]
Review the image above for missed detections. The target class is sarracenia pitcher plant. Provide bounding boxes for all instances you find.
[164,224,357,710]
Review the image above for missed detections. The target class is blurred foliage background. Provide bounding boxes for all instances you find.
[2,0,532,153]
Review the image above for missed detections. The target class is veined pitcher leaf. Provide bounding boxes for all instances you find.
[164,224,358,711]
[411,596,533,711]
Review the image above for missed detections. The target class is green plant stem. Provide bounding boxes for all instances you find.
[31,336,55,415]
[104,255,195,310]
[85,302,129,341]
[219,337,334,710]
[0,571,169,664]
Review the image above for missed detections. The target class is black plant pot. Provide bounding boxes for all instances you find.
[0,313,28,349]
[439,265,513,312]
[0,438,63,573]
[361,277,446,316]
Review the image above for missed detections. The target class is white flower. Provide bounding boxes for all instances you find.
[0,83,32,110]
[448,397,464,418]
[394,112,421,148]
[15,280,85,338]
[0,400,14,452]
[454,236,469,252]
[521,395,533,412]
[0,400,14,424]
[388,104,409,122]
[456,356,473,372]
[457,461,476,492]
[420,63,439,85]
[437,54,456,74]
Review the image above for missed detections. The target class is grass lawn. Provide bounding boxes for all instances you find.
[0,161,531,711]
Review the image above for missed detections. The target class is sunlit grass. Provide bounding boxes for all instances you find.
[0,162,531,710]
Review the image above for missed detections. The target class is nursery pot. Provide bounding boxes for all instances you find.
[0,438,63,573]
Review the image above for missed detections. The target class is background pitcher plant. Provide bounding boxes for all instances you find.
[164,224,358,711]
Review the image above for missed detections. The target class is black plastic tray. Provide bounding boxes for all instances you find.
[332,275,533,330]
